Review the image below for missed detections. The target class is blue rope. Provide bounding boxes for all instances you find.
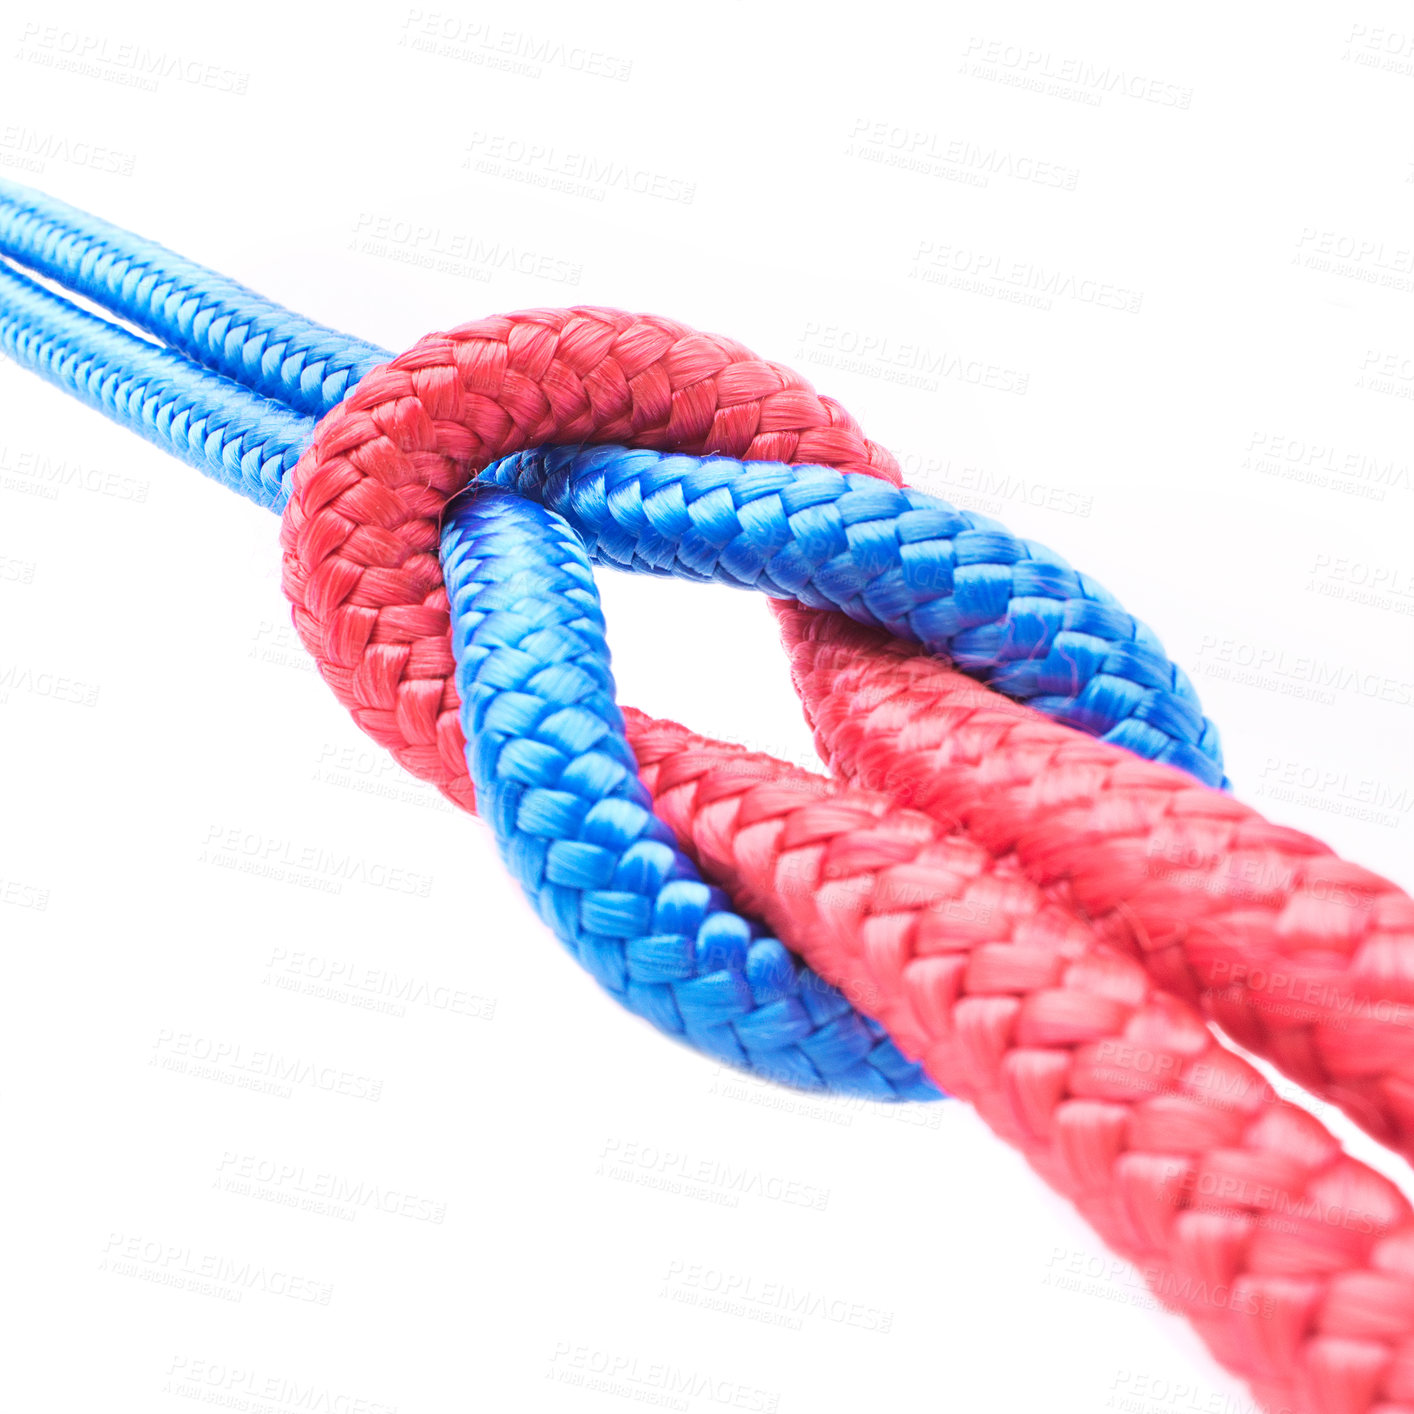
[0,182,1227,786]
[441,486,937,1099]
[0,182,1231,1093]
[0,188,940,1098]
[0,259,307,510]
[0,179,385,418]
[482,445,1226,787]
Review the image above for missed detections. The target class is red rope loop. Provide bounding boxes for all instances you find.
[776,603,1414,1163]
[281,306,1414,1414]
[280,306,897,809]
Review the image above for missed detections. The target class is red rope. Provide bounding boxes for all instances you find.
[281,306,1414,1414]
[626,705,1414,1414]
[280,306,897,812]
[777,605,1414,1166]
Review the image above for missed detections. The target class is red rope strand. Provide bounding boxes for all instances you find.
[776,604,1414,1167]
[281,306,1414,1414]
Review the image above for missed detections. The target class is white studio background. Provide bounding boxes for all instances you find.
[1,4,1411,1413]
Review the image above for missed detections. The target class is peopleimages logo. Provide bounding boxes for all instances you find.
[399,10,632,81]
[846,118,1080,191]
[151,1028,383,1102]
[1243,431,1411,500]
[1255,754,1412,831]
[351,212,583,286]
[1260,754,1412,808]
[463,133,696,204]
[597,1138,830,1211]
[215,1152,447,1224]
[1044,1245,1275,1316]
[911,241,1143,314]
[1109,1369,1284,1414]
[546,1343,779,1413]
[0,442,150,501]
[1295,227,1413,274]
[0,124,136,177]
[264,945,497,1021]
[199,824,434,897]
[1193,636,1414,708]
[16,23,250,94]
[164,1357,399,1414]
[0,877,49,911]
[100,1235,333,1304]
[796,322,1029,396]
[960,37,1193,108]
[900,452,1095,519]
[0,663,100,707]
[661,1259,895,1334]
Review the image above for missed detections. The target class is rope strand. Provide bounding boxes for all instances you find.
[482,442,1226,785]
[777,604,1414,1159]
[0,259,306,507]
[440,486,935,1096]
[0,178,385,417]
[3,180,1409,1410]
[625,707,1414,1414]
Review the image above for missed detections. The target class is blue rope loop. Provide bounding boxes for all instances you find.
[481,445,1227,788]
[440,485,940,1100]
[0,181,1231,1096]
[0,180,1225,786]
[0,181,943,1100]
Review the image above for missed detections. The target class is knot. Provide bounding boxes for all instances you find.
[481,443,1225,785]
[279,306,896,813]
[8,172,1414,1413]
[441,485,932,1097]
[282,305,1414,1414]
[279,307,932,1097]
[483,440,1414,1165]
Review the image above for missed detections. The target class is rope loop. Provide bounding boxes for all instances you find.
[3,181,1410,1412]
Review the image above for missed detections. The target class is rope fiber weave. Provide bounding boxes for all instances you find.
[0,258,305,505]
[625,706,1414,1414]
[0,178,386,416]
[779,607,1414,1161]
[482,443,1226,786]
[277,310,1414,1408]
[2,180,1412,1414]
[442,487,933,1096]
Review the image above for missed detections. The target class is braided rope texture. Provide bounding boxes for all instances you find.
[481,442,1414,1163]
[2,183,1409,1410]
[280,307,1414,1412]
[440,472,1414,1414]
[280,305,894,813]
[0,225,935,1096]
[0,185,1227,782]
[483,443,1226,786]
[441,487,932,1096]
[0,179,386,417]
[0,260,304,505]
[626,707,1414,1414]
[280,306,931,1096]
[779,605,1414,1160]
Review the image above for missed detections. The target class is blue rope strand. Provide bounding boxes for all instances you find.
[440,486,939,1099]
[0,209,1226,781]
[0,259,308,510]
[0,243,944,1100]
[0,179,385,418]
[0,189,1226,782]
[0,183,1236,1091]
[482,445,1227,787]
